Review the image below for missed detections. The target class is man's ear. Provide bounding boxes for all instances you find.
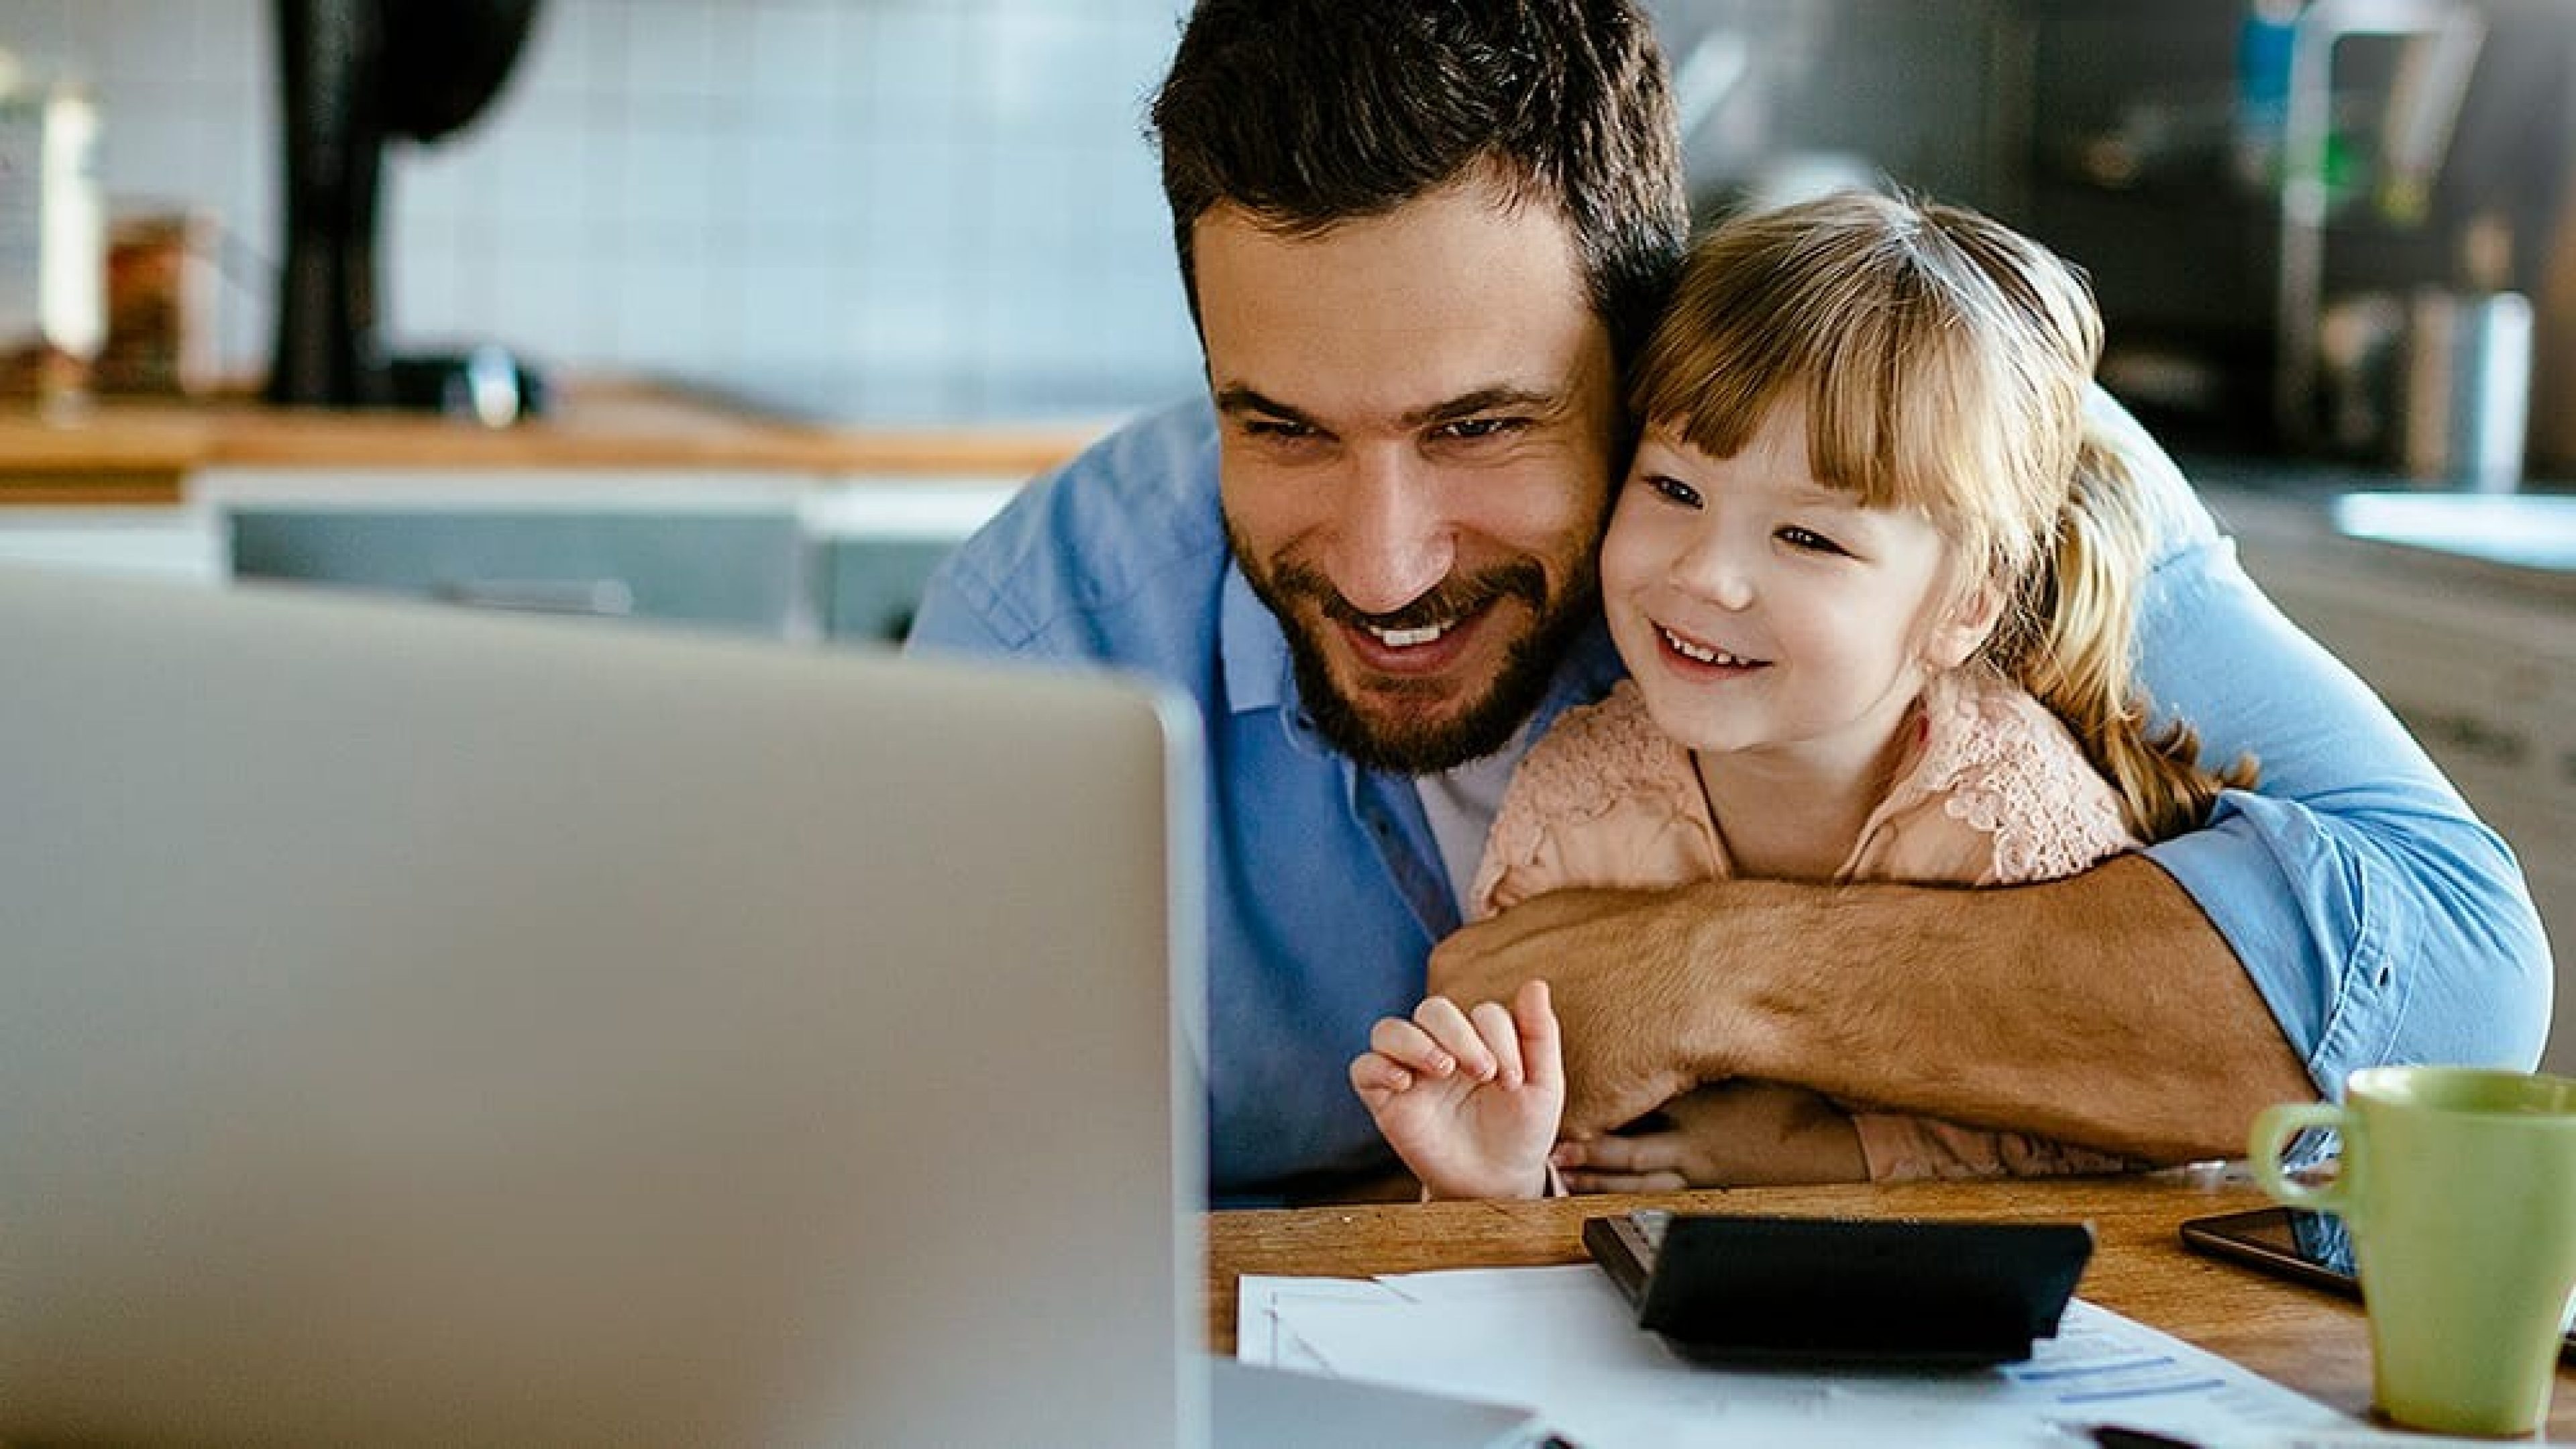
[1922,578,2005,672]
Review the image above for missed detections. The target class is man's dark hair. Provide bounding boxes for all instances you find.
[1148,0,1689,368]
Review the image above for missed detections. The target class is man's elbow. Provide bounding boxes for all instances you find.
[2376,822,2554,1071]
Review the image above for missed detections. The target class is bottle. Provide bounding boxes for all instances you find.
[2400,215,2534,493]
[0,48,105,405]
[2233,0,2304,192]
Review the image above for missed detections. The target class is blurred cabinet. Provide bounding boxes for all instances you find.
[804,480,1017,646]
[206,469,819,637]
[227,503,816,637]
[0,506,225,583]
[193,468,1019,647]
[819,537,959,645]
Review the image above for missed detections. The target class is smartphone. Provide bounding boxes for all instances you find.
[2180,1206,2576,1362]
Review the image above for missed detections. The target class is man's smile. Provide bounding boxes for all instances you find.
[1338,601,1499,679]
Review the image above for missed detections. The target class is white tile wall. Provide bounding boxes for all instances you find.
[0,0,1202,415]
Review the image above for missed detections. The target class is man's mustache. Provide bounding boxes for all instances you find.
[1267,560,1552,634]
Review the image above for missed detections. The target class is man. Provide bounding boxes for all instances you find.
[909,0,2548,1201]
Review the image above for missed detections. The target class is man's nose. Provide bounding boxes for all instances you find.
[1324,445,1455,616]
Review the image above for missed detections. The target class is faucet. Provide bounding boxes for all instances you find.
[2273,0,2485,450]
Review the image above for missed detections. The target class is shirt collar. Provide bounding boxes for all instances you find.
[1220,561,1293,717]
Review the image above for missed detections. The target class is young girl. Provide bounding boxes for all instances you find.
[1348,191,2255,1200]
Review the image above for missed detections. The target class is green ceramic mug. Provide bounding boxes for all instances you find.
[2250,1065,2576,1437]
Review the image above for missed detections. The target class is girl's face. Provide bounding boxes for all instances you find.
[1600,402,1997,781]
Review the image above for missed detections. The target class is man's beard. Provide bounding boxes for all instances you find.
[1229,528,1598,775]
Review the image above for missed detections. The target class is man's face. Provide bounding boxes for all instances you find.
[1195,173,1621,775]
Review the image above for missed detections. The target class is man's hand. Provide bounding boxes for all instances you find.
[1428,887,1717,1138]
[1551,1080,1867,1193]
[1348,979,1564,1200]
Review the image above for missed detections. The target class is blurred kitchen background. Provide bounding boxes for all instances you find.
[0,0,2567,472]
[1678,0,2576,478]
[3,0,2573,448]
[0,0,1202,422]
[2,1,2573,1065]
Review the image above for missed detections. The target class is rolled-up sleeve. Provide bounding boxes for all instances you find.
[2131,515,2550,1095]
[2086,390,2548,1094]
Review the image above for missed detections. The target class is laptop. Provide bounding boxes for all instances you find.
[0,566,1550,1446]
[0,566,1548,1446]
[0,564,1219,1446]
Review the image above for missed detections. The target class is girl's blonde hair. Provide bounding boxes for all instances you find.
[1629,190,2252,841]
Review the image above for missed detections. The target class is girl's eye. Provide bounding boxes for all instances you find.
[1778,525,1849,556]
[1640,474,1702,508]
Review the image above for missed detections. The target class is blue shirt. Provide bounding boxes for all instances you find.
[908,396,2551,1197]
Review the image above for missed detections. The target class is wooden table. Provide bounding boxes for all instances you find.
[1208,1172,2576,1438]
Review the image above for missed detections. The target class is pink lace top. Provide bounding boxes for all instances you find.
[1472,668,2141,1183]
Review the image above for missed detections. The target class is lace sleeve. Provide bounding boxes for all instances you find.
[1469,683,1711,918]
[1913,674,2139,885]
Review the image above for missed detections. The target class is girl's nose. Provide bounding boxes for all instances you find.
[1669,536,1754,611]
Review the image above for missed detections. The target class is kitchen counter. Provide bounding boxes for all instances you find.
[2186,456,2576,611]
[0,381,1120,504]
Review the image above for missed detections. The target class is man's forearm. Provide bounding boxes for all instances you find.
[1666,855,2313,1161]
[1430,854,2316,1161]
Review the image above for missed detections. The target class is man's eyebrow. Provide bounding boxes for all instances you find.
[1212,383,1563,430]
[1212,385,1313,424]
[1401,386,1563,429]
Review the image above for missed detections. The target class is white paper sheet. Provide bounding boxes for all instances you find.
[1234,1264,2485,1448]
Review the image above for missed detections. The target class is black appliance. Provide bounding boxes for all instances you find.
[267,0,543,414]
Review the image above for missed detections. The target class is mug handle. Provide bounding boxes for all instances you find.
[2249,1102,2351,1213]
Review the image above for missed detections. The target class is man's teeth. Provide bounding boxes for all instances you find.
[1368,621,1452,648]
[1661,627,1747,665]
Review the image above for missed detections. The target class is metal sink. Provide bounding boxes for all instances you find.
[2332,492,2576,574]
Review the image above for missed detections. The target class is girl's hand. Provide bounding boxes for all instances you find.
[1348,979,1563,1199]
[1551,1079,1867,1192]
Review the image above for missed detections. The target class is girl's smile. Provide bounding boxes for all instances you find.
[1652,622,1765,672]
